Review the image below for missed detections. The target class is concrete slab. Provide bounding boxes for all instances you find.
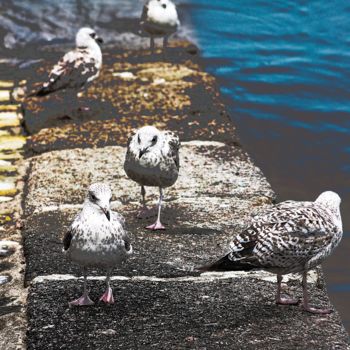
[27,278,350,350]
[0,91,10,102]
[23,141,274,281]
[0,81,14,89]
[0,112,21,127]
[24,142,273,216]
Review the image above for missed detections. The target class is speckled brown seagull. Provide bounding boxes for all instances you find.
[31,27,103,97]
[140,0,180,51]
[200,191,343,314]
[124,125,180,230]
[63,183,132,306]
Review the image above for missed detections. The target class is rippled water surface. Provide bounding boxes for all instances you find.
[0,0,349,331]
[186,0,350,329]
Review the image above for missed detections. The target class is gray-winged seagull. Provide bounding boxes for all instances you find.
[140,0,180,51]
[124,125,180,230]
[63,183,132,306]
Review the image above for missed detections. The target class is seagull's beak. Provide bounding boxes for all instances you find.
[139,148,148,158]
[101,207,111,221]
[96,36,104,44]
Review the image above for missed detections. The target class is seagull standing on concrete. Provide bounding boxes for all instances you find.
[124,126,180,230]
[200,191,343,314]
[32,27,103,97]
[63,183,132,306]
[140,0,180,51]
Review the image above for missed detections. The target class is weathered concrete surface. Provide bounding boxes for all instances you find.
[27,277,349,350]
[0,239,26,350]
[24,142,270,215]
[23,142,273,281]
[23,45,235,156]
[0,95,27,349]
[20,41,350,349]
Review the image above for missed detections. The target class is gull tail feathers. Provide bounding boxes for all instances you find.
[27,86,52,97]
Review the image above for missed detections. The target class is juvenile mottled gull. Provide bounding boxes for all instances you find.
[63,183,132,306]
[124,125,180,230]
[200,191,343,314]
[140,0,180,51]
[32,27,103,97]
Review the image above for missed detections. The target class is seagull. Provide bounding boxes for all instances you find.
[140,0,180,51]
[31,27,103,97]
[200,191,343,314]
[124,125,180,230]
[62,183,132,306]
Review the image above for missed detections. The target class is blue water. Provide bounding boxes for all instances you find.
[186,0,350,329]
[187,1,350,118]
[0,0,349,331]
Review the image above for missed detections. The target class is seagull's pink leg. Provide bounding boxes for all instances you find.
[99,287,114,304]
[146,220,165,230]
[275,274,299,305]
[99,272,114,304]
[146,187,166,230]
[69,271,94,306]
[302,272,332,314]
[69,294,95,306]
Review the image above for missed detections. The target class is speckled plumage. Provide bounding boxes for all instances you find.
[124,125,180,230]
[203,191,343,313]
[33,28,103,97]
[63,183,132,305]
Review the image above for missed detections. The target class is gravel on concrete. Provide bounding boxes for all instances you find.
[27,277,349,350]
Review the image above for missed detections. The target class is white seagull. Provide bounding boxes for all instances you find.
[140,0,180,51]
[32,27,103,97]
[124,125,180,230]
[63,183,132,306]
[200,191,343,314]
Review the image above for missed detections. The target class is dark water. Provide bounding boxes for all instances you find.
[186,0,350,330]
[0,0,349,331]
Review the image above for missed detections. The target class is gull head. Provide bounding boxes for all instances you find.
[86,182,112,221]
[315,191,342,229]
[315,191,341,207]
[315,190,342,220]
[76,27,103,48]
[135,125,162,158]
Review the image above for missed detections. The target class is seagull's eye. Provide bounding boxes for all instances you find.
[90,33,96,39]
[151,136,158,143]
[90,193,97,201]
[162,4,167,9]
[137,135,141,144]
